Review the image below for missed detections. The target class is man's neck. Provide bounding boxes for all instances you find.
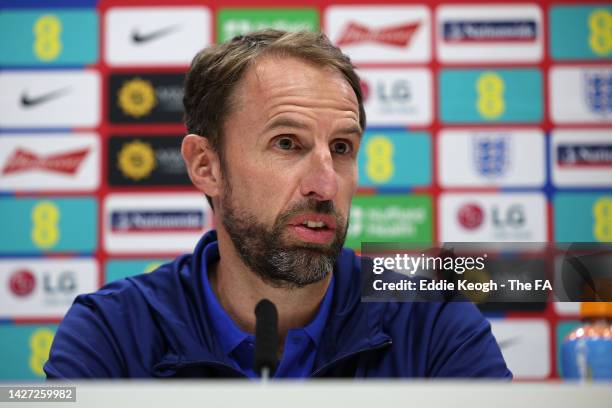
[209,229,332,349]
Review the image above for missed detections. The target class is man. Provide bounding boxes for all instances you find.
[45,30,511,379]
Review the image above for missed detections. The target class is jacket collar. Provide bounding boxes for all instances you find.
[152,230,391,377]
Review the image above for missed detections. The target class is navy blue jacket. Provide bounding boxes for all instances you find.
[45,231,512,379]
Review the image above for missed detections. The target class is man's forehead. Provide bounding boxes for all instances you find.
[240,55,358,105]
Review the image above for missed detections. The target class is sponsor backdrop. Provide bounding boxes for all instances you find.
[0,0,610,380]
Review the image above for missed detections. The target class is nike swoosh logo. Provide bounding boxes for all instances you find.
[132,25,179,44]
[20,87,71,108]
[497,336,521,350]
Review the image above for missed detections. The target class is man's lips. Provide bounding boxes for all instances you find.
[287,213,337,245]
[288,213,337,230]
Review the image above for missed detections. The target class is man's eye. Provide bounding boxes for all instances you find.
[275,137,296,150]
[332,141,352,155]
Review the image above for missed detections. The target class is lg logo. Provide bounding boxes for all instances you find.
[361,79,411,104]
[458,203,526,230]
[377,80,411,103]
[492,204,526,228]
[44,271,77,294]
[458,203,484,230]
[9,270,77,297]
[9,269,36,297]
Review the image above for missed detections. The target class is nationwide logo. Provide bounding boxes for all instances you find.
[457,203,484,230]
[557,144,612,168]
[436,5,542,63]
[336,21,420,47]
[2,147,90,176]
[443,20,537,43]
[111,210,205,233]
[473,136,509,178]
[9,269,36,297]
[103,193,210,253]
[117,78,157,118]
[117,140,156,180]
[584,71,612,115]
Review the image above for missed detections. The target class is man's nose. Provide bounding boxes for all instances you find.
[300,146,338,201]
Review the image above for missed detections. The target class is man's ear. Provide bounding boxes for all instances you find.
[181,134,222,198]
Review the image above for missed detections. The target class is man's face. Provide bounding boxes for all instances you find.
[217,55,361,289]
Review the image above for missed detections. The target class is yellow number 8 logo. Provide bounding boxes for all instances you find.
[588,9,612,56]
[33,14,62,61]
[365,136,394,183]
[476,72,505,120]
[29,329,55,377]
[31,201,60,249]
[593,197,612,242]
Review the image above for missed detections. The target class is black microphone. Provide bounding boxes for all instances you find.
[254,298,279,379]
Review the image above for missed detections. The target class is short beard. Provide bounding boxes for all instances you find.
[219,180,347,289]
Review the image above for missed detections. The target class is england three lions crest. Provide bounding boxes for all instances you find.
[473,135,510,178]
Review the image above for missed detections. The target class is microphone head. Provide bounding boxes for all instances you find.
[254,298,279,376]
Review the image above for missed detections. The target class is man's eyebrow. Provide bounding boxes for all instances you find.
[264,117,363,137]
[337,124,363,137]
[263,117,310,133]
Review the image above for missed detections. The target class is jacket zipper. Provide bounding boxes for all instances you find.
[310,339,393,378]
[159,340,393,378]
[157,360,247,378]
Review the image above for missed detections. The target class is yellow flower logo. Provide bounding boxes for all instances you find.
[117,140,156,180]
[117,78,157,118]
